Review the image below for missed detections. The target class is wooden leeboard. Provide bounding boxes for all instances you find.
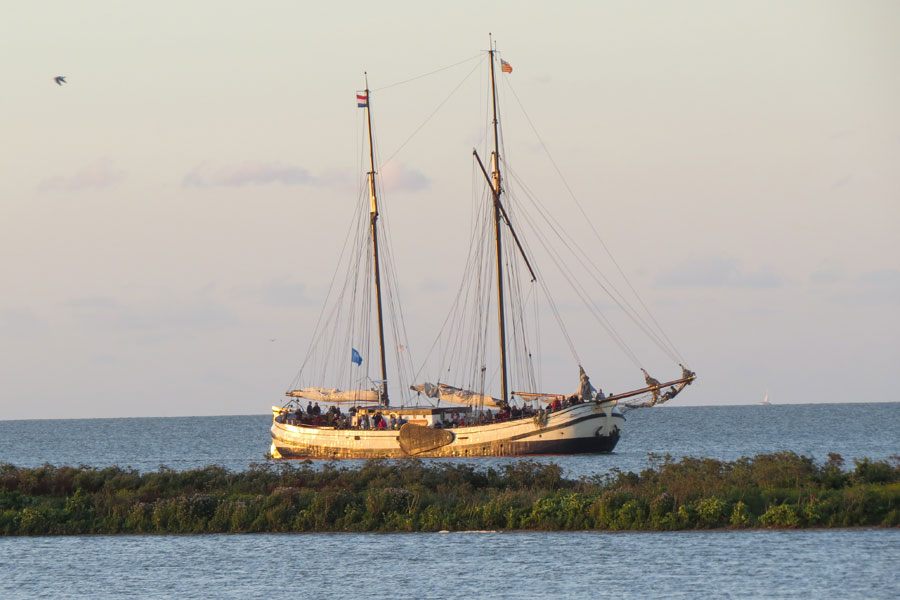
[398,423,454,455]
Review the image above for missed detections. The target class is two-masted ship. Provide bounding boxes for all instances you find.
[270,44,696,459]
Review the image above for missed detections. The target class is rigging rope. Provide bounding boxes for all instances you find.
[379,57,485,167]
[501,78,689,367]
[501,163,653,368]
[372,54,482,92]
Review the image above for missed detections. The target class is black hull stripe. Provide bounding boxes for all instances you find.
[506,412,608,442]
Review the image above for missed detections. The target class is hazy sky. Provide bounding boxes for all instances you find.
[2,1,898,419]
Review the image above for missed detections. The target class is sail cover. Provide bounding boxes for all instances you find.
[409,382,440,398]
[527,367,597,403]
[287,387,379,403]
[575,366,597,402]
[410,382,500,408]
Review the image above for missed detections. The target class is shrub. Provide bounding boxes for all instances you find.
[365,487,413,521]
[760,503,800,528]
[124,502,153,532]
[853,459,896,485]
[696,497,728,527]
[0,490,31,511]
[730,501,752,527]
[612,499,648,530]
[648,493,678,530]
[1,453,898,535]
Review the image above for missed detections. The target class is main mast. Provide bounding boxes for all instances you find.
[363,75,390,406]
[488,43,510,406]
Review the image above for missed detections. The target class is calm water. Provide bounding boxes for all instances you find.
[2,403,898,598]
[1,530,897,599]
[0,403,897,477]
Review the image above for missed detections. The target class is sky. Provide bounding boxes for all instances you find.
[1,1,898,419]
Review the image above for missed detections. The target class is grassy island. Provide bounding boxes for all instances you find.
[2,452,898,535]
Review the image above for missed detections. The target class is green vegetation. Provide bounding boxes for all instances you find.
[2,452,899,535]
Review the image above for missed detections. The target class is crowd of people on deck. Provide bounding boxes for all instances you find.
[275,402,346,427]
[276,389,596,430]
[457,390,590,426]
[275,402,409,430]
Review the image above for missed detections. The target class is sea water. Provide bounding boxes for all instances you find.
[1,530,897,599]
[0,403,897,476]
[1,403,898,598]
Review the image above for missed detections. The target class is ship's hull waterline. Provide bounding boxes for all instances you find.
[270,402,625,459]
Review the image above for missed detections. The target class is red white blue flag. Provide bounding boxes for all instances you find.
[357,93,368,108]
[500,59,513,74]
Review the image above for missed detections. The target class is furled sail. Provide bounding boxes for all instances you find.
[410,382,501,408]
[409,382,440,398]
[526,367,597,404]
[529,394,565,404]
[286,387,379,403]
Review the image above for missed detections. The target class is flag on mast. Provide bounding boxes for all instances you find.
[351,348,363,366]
[357,93,368,108]
[500,59,513,73]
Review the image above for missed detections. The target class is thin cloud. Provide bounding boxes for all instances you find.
[831,175,853,189]
[655,256,782,289]
[67,293,239,336]
[0,307,46,336]
[66,296,121,309]
[848,269,900,306]
[259,279,319,306]
[183,162,348,188]
[418,278,447,293]
[379,160,430,192]
[114,301,239,333]
[813,266,900,306]
[38,159,124,192]
[810,262,844,285]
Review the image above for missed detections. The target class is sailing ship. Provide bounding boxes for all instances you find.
[270,45,696,459]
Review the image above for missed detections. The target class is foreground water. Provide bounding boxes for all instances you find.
[1,403,897,477]
[1,530,897,599]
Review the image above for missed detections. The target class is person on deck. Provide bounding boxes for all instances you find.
[641,368,661,406]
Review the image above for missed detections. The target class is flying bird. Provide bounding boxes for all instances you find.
[54,76,66,85]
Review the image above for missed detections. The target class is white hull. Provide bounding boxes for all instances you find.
[270,401,624,458]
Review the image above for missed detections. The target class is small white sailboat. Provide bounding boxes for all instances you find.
[758,391,772,406]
